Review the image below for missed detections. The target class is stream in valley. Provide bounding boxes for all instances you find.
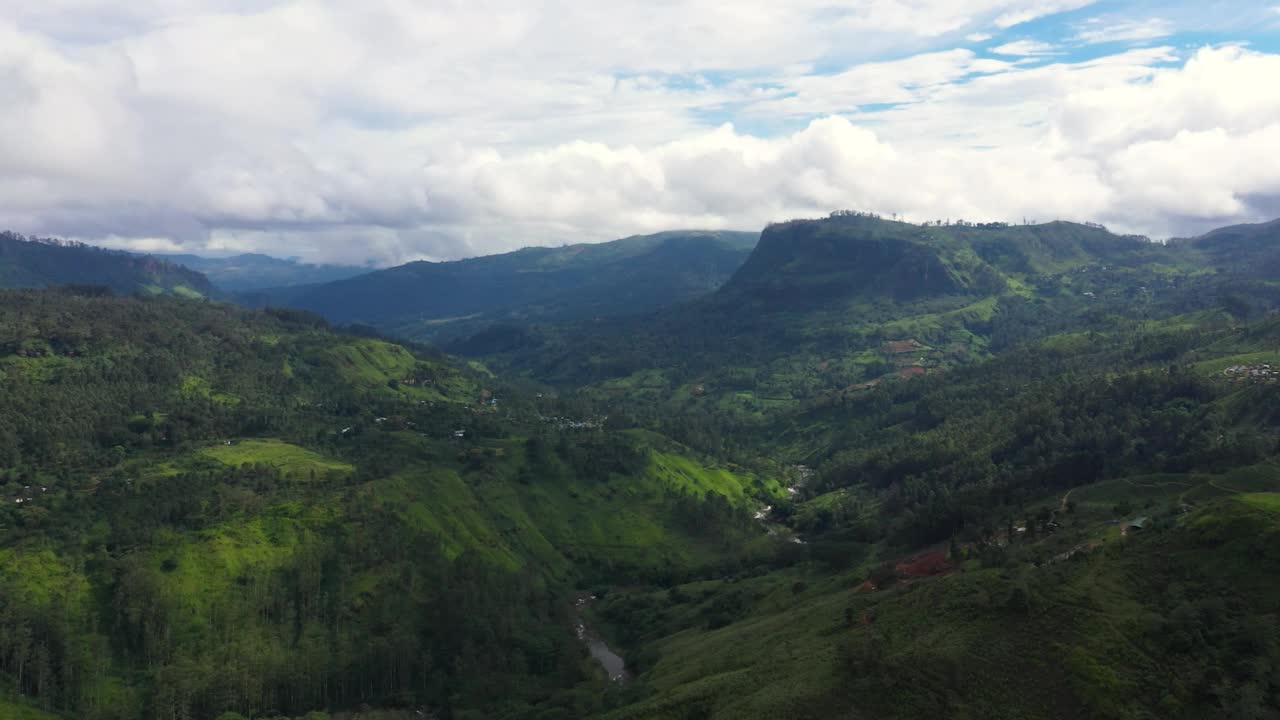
[573,594,631,684]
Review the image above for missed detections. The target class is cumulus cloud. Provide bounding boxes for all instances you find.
[0,1,1276,264]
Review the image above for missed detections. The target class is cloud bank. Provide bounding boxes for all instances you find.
[0,1,1279,263]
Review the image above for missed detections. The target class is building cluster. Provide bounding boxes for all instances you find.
[7,484,48,506]
[538,414,606,430]
[1223,364,1277,382]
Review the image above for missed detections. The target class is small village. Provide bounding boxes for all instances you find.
[5,484,49,507]
[537,413,607,431]
[1222,364,1277,382]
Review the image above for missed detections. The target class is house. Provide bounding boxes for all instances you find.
[1123,516,1151,532]
[453,429,466,439]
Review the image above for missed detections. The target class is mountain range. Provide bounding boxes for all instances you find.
[453,214,1280,400]
[251,230,759,340]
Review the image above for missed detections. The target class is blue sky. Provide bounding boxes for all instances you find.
[0,0,1279,263]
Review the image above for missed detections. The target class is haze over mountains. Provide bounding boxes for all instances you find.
[243,230,759,339]
[155,253,368,293]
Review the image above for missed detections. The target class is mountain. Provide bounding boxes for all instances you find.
[1175,218,1280,280]
[454,216,1180,389]
[266,230,758,340]
[721,215,1007,307]
[0,231,214,297]
[716,214,1174,310]
[159,252,367,292]
[460,213,1280,395]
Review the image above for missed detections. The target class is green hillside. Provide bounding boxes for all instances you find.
[576,308,1280,720]
[460,214,1280,454]
[0,231,215,297]
[594,492,1280,720]
[0,290,769,720]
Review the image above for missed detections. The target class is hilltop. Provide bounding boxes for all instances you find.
[0,231,214,297]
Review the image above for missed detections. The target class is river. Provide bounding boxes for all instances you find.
[753,464,813,544]
[573,594,631,684]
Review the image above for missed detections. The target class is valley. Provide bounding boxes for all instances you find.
[3,213,1280,719]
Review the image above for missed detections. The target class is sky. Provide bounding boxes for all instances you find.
[1,1,1279,266]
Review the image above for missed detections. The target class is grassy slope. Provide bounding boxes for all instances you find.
[200,439,354,477]
[355,434,771,571]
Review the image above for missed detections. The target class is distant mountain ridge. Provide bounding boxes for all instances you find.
[0,231,214,297]
[158,252,367,292]
[456,212,1280,395]
[262,230,759,340]
[1174,218,1280,280]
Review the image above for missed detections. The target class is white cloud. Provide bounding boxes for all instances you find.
[0,2,1275,263]
[747,50,1016,118]
[1071,17,1174,44]
[990,40,1058,56]
[994,0,1096,29]
[966,32,994,42]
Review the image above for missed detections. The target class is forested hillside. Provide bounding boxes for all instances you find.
[460,214,1280,452]
[0,232,213,297]
[0,290,774,720]
[580,309,1280,719]
[264,231,758,341]
[425,213,1280,719]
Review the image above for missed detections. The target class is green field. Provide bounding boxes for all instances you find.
[199,439,353,477]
